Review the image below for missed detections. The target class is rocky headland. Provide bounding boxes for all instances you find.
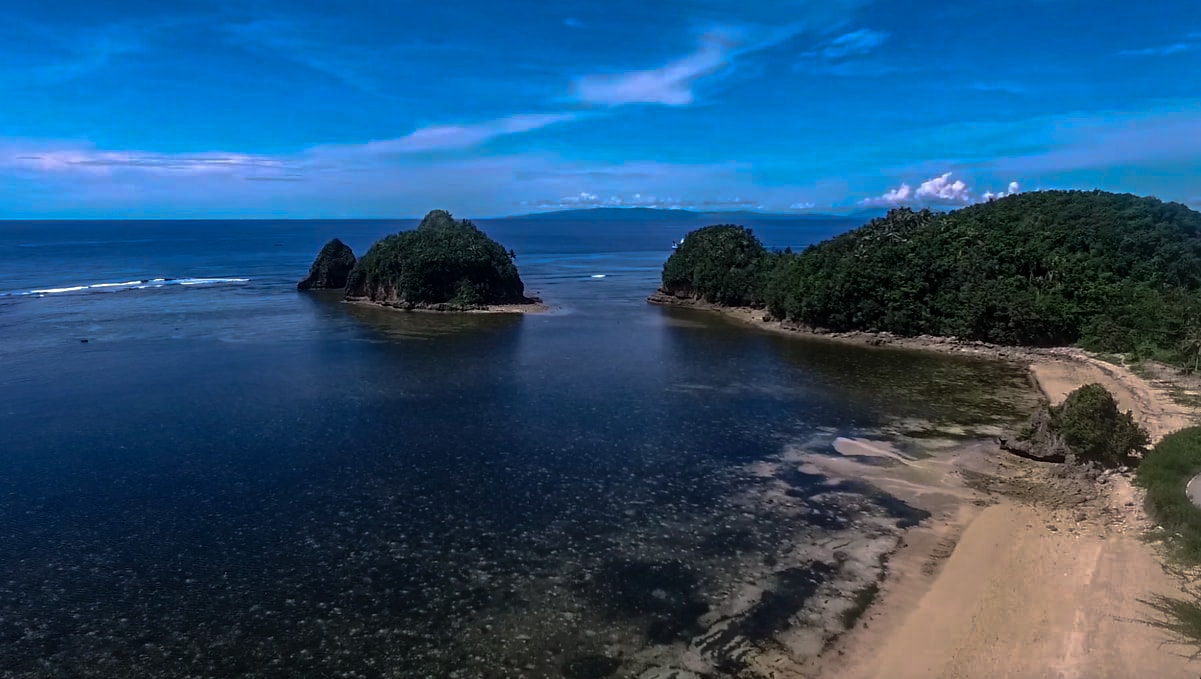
[297,238,357,290]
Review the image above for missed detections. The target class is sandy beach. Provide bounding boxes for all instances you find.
[651,294,1201,678]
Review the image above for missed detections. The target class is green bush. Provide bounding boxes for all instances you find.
[346,210,527,307]
[1136,427,1201,562]
[661,225,769,306]
[1050,384,1149,467]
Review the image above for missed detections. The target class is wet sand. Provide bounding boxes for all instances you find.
[650,295,1201,678]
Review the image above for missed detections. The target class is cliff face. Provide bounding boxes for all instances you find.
[344,210,531,309]
[298,239,357,290]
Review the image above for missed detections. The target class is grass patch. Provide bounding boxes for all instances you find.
[840,582,880,630]
[1135,427,1201,562]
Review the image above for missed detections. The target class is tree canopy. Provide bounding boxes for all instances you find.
[345,210,528,307]
[660,225,770,307]
[660,191,1201,361]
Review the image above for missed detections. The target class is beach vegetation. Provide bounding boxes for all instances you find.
[1136,426,1201,562]
[1136,427,1201,653]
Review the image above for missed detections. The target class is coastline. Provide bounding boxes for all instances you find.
[345,297,551,315]
[650,292,1201,678]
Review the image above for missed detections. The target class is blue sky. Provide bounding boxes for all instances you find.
[1,0,1199,218]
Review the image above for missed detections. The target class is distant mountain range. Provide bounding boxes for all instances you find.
[501,207,886,222]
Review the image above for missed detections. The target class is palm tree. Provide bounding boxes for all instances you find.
[1180,323,1201,374]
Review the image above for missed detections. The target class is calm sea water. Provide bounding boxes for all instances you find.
[0,216,1035,678]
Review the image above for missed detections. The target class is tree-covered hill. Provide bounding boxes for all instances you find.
[661,225,771,307]
[345,210,531,308]
[657,191,1201,360]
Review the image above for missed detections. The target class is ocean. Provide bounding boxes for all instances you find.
[0,215,1035,678]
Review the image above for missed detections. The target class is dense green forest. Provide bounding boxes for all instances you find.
[659,191,1201,362]
[345,210,528,307]
[661,225,771,306]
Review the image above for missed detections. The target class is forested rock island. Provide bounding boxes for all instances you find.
[300,210,543,312]
[652,190,1201,365]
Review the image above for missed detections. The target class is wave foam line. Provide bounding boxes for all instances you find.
[4,277,251,297]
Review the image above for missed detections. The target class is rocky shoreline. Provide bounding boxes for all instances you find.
[345,297,549,314]
[648,290,1111,369]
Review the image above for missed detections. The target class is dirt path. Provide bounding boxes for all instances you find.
[813,355,1199,679]
[1029,352,1194,444]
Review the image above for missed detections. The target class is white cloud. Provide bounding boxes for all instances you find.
[790,201,816,210]
[915,172,972,203]
[859,183,912,207]
[982,181,1021,201]
[860,173,1022,207]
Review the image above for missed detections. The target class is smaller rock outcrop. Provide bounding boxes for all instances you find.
[298,238,356,290]
[1002,383,1149,468]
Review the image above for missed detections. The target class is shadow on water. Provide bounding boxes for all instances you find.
[779,467,932,529]
[657,305,1039,432]
[297,289,525,341]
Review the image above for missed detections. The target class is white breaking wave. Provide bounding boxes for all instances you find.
[3,277,251,298]
[590,274,607,279]
[178,277,251,285]
[88,280,145,289]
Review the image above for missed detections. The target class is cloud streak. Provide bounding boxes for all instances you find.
[571,24,810,107]
[1118,31,1200,56]
[810,28,888,59]
[339,113,580,154]
[571,32,735,107]
[1119,42,1194,57]
[7,111,581,179]
[5,146,291,175]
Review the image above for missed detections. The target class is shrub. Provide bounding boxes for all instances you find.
[1049,383,1149,467]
